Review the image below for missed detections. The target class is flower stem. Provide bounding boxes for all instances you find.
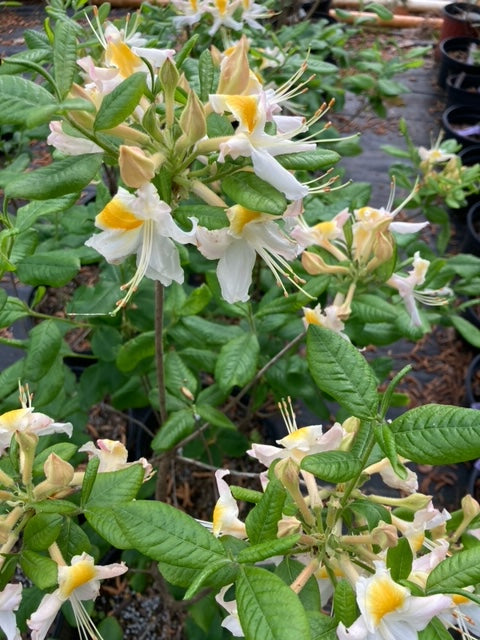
[155,282,167,426]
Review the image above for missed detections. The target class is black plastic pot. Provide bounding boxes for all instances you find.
[442,104,480,148]
[446,71,480,106]
[463,201,480,254]
[459,143,480,165]
[438,36,480,88]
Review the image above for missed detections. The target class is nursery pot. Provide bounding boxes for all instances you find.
[459,143,480,165]
[462,200,480,254]
[439,3,480,41]
[446,71,480,106]
[438,36,480,88]
[441,104,480,148]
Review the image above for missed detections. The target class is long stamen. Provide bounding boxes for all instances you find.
[279,396,297,434]
[115,220,154,313]
[71,596,104,640]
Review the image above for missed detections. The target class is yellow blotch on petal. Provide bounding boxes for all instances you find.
[304,308,322,326]
[313,220,336,238]
[106,41,142,78]
[214,0,228,14]
[228,205,262,235]
[60,561,97,598]
[226,95,259,133]
[190,0,198,10]
[366,576,407,626]
[452,593,471,606]
[0,409,29,431]
[97,199,143,231]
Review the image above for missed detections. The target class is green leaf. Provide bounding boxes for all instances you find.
[307,611,338,640]
[98,616,123,640]
[116,331,155,372]
[184,559,235,600]
[179,316,242,346]
[178,284,212,316]
[198,49,215,102]
[365,3,394,19]
[151,409,195,452]
[95,72,146,130]
[222,173,287,215]
[15,195,78,232]
[215,332,259,392]
[333,579,358,626]
[165,349,198,397]
[245,474,286,544]
[24,321,62,382]
[237,535,300,564]
[87,500,227,568]
[391,405,480,464]
[6,154,103,200]
[386,537,412,581]
[276,558,321,612]
[0,48,50,75]
[450,315,480,348]
[0,76,55,126]
[0,297,29,328]
[85,465,145,508]
[54,20,77,98]
[24,513,63,551]
[277,150,340,171]
[195,404,235,430]
[175,204,228,230]
[17,251,80,287]
[20,551,57,590]
[301,451,363,483]
[418,618,454,640]
[32,499,78,515]
[347,499,391,529]
[374,422,408,480]
[80,456,100,508]
[237,566,312,640]
[351,294,397,323]
[306,326,379,418]
[426,547,480,592]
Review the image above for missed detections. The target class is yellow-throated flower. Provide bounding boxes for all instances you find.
[208,92,314,200]
[27,553,127,640]
[337,562,451,640]
[85,183,197,309]
[196,203,300,303]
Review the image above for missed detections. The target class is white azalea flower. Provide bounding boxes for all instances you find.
[208,93,314,199]
[196,204,300,303]
[172,0,206,28]
[393,501,451,554]
[47,122,103,156]
[0,387,72,454]
[292,209,349,260]
[27,553,127,640]
[215,585,244,637]
[337,562,451,640]
[364,457,418,494]
[0,584,22,640]
[79,16,175,95]
[206,0,243,35]
[212,470,247,538]
[247,397,344,468]
[79,439,154,481]
[387,252,452,327]
[85,183,197,309]
[302,303,347,337]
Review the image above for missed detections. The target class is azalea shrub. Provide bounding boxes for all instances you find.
[0,0,480,638]
[1,331,480,639]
